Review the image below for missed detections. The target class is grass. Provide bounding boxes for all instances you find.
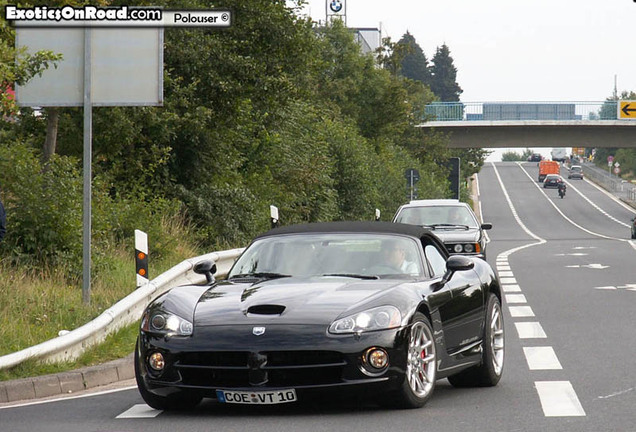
[0,216,203,382]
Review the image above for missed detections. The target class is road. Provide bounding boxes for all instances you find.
[1,161,635,431]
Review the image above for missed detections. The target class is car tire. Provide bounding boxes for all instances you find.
[386,312,437,409]
[134,338,203,410]
[447,294,504,388]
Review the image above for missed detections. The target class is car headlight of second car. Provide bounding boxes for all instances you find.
[329,306,402,334]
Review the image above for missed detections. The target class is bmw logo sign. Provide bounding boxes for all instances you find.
[329,0,343,13]
[253,326,266,336]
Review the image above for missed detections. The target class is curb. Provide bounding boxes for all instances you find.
[0,354,134,404]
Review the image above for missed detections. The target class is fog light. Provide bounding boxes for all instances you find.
[148,352,165,371]
[366,348,388,369]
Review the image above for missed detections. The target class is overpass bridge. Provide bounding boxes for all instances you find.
[418,101,636,149]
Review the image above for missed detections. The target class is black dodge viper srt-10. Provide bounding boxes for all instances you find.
[135,221,504,410]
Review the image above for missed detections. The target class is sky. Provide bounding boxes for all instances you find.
[295,0,634,161]
[296,0,636,102]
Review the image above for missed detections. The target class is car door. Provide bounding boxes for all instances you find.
[423,242,484,354]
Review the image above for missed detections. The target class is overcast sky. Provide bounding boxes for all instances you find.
[296,0,635,102]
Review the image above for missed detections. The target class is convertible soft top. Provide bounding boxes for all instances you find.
[256,221,441,244]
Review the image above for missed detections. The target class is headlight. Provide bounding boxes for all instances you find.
[141,309,193,336]
[329,306,402,334]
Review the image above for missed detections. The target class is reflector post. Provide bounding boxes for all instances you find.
[135,229,148,287]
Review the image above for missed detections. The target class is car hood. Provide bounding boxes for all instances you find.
[193,277,406,327]
[427,227,481,243]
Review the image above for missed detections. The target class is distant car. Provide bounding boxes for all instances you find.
[631,217,636,239]
[568,165,583,180]
[527,153,542,162]
[134,221,504,411]
[543,174,564,188]
[392,199,492,259]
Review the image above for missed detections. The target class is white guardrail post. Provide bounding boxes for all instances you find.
[0,248,244,371]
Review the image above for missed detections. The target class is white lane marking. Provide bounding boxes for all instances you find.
[505,294,527,304]
[516,162,629,242]
[515,322,547,338]
[491,162,546,244]
[502,284,522,292]
[509,306,535,317]
[595,284,636,291]
[535,381,586,417]
[523,347,563,370]
[499,277,517,284]
[498,271,514,277]
[0,385,138,410]
[566,264,609,269]
[497,265,511,271]
[569,177,633,227]
[117,404,162,418]
[492,164,586,418]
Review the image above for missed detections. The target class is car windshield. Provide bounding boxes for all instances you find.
[395,205,478,229]
[228,233,424,278]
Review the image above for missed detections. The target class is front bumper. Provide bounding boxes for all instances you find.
[136,324,410,400]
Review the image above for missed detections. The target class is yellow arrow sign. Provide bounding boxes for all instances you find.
[618,100,636,119]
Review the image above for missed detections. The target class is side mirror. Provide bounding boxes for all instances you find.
[481,222,492,230]
[194,260,217,283]
[439,255,474,286]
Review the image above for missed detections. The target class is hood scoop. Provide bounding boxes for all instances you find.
[246,304,286,315]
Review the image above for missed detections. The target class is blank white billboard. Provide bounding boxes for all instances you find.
[15,27,163,106]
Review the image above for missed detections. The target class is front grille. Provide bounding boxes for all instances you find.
[175,350,347,388]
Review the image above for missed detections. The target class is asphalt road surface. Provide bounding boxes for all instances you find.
[1,161,635,432]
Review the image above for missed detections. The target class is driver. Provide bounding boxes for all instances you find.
[448,207,468,225]
[383,239,418,274]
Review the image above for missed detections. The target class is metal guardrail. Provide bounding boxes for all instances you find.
[0,247,244,371]
[424,101,619,122]
[580,163,636,205]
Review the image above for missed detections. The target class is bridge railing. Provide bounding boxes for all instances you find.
[424,101,619,122]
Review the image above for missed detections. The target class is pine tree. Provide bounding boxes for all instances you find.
[430,44,463,101]
[397,31,431,86]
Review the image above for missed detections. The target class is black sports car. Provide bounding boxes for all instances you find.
[135,222,504,410]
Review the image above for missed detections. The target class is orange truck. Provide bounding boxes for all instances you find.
[538,160,560,182]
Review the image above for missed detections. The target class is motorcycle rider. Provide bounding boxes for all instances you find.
[558,181,566,198]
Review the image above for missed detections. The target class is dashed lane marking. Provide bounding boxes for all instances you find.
[505,294,527,304]
[509,306,535,317]
[116,403,162,418]
[523,347,563,370]
[515,322,547,339]
[535,381,586,417]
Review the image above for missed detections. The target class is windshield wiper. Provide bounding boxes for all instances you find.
[229,272,291,280]
[322,273,379,280]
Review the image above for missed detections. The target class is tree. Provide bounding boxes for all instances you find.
[396,31,431,86]
[429,44,462,102]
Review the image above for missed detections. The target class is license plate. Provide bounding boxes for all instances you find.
[216,389,297,405]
